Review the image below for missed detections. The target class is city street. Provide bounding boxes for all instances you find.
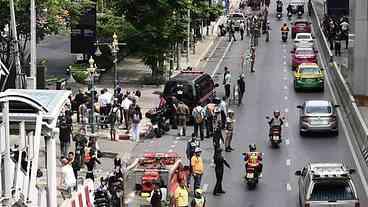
[129,2,368,206]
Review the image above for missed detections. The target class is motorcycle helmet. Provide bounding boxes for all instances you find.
[249,144,257,152]
[274,110,281,118]
[195,188,203,198]
[195,147,202,153]
[283,23,288,27]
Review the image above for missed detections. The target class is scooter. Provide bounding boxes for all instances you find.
[287,11,292,20]
[276,11,282,20]
[281,32,288,42]
[269,126,282,148]
[242,153,260,190]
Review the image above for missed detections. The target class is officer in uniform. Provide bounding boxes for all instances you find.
[225,110,235,152]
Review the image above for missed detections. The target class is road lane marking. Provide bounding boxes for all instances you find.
[284,77,288,80]
[285,108,289,113]
[285,139,290,145]
[286,159,291,166]
[283,55,286,59]
[176,137,180,140]
[285,122,289,127]
[168,149,173,152]
[283,68,287,72]
[284,96,288,100]
[174,141,178,144]
[170,144,176,148]
[286,183,292,191]
[283,61,287,65]
[211,40,233,77]
[318,40,368,197]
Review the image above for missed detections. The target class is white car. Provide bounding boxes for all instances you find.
[293,33,315,49]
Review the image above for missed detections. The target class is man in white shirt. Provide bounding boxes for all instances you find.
[223,67,231,99]
[121,95,133,130]
[61,158,76,193]
[98,89,110,128]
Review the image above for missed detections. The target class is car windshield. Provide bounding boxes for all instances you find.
[296,49,313,55]
[301,67,320,74]
[306,105,332,114]
[297,35,311,40]
[296,22,308,27]
[310,181,355,201]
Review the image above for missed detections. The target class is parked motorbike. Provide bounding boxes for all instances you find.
[145,107,170,138]
[281,32,288,42]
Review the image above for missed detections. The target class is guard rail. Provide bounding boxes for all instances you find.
[310,1,368,168]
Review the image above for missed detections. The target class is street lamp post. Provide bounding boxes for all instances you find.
[95,33,126,95]
[87,56,96,134]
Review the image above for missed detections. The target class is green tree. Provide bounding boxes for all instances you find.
[0,0,92,70]
[115,0,190,77]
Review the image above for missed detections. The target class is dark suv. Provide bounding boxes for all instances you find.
[163,71,217,110]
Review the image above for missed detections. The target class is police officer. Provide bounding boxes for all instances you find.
[213,148,230,196]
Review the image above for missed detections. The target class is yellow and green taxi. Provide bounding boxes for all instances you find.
[294,63,324,92]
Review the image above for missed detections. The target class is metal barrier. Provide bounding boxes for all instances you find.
[310,2,368,162]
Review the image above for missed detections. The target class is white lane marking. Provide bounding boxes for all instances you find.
[286,183,292,191]
[318,42,368,197]
[283,61,287,65]
[211,40,233,77]
[283,49,287,53]
[170,144,176,148]
[286,159,291,166]
[283,55,286,59]
[285,122,289,127]
[174,141,178,144]
[285,139,290,145]
[207,36,223,60]
[284,85,288,90]
[284,96,288,100]
[283,68,287,72]
[168,149,173,153]
[284,77,288,80]
[176,137,181,140]
[285,108,289,113]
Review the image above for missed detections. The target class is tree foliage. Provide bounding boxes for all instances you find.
[0,0,92,73]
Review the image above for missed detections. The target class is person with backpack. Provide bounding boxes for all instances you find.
[129,98,143,142]
[192,103,205,140]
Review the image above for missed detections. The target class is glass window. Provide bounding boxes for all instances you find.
[163,82,194,101]
[310,181,355,201]
[298,35,311,39]
[296,49,314,55]
[300,67,320,74]
[196,75,214,99]
[306,105,332,114]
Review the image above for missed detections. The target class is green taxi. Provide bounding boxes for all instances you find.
[294,63,324,92]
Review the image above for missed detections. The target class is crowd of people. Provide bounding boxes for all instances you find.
[322,15,349,56]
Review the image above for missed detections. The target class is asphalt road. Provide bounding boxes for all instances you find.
[128,2,368,207]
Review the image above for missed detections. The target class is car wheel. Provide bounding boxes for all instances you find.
[299,129,305,136]
[294,82,299,92]
[333,130,339,136]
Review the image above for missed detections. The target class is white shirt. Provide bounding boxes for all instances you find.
[62,164,76,188]
[224,73,231,85]
[121,97,132,110]
[219,100,227,113]
[105,91,113,104]
[240,22,245,31]
[98,93,109,107]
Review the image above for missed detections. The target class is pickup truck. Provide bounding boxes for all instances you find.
[295,162,360,207]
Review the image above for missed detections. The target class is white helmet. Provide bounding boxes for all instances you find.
[195,147,202,153]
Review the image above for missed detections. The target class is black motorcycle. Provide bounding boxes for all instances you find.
[145,107,170,138]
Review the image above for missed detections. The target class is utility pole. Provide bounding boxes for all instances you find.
[9,0,24,89]
[30,0,37,89]
[187,8,190,66]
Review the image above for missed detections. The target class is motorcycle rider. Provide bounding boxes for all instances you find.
[281,23,289,41]
[268,110,284,136]
[287,4,293,16]
[276,0,283,13]
[243,144,263,177]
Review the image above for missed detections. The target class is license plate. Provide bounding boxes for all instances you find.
[153,125,158,129]
[177,90,183,95]
[273,136,280,140]
[247,173,254,178]
[311,121,328,125]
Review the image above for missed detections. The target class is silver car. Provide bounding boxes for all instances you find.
[297,100,339,136]
[295,162,359,207]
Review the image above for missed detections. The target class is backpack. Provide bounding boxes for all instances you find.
[194,109,204,124]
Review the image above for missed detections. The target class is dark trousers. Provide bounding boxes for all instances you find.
[206,117,214,137]
[329,38,334,50]
[335,41,341,56]
[225,84,231,99]
[229,32,236,41]
[170,113,178,129]
[123,109,130,129]
[193,174,202,190]
[239,90,245,104]
[119,107,124,124]
[221,111,226,129]
[213,169,224,193]
[194,122,204,140]
[240,30,244,40]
